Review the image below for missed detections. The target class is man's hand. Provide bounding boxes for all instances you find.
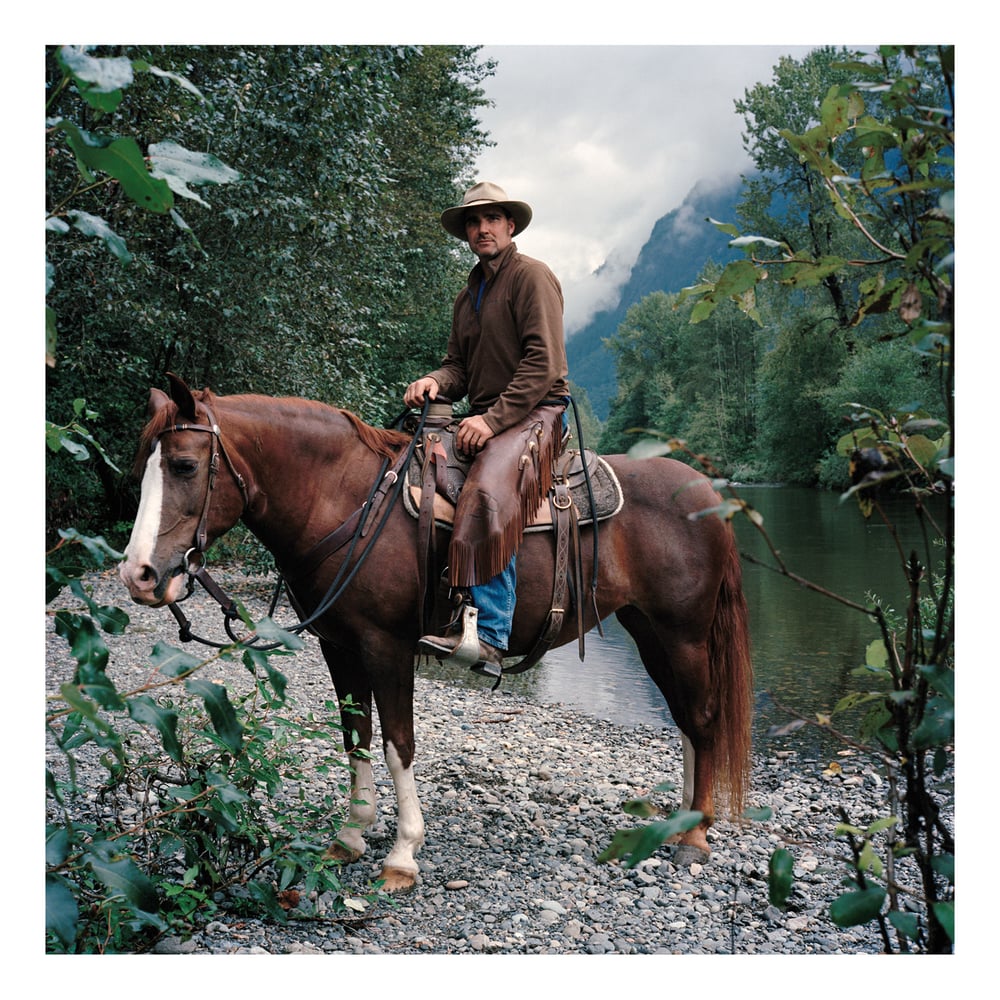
[404,376,440,409]
[455,413,495,456]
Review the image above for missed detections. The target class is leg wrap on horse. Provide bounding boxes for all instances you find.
[448,405,564,588]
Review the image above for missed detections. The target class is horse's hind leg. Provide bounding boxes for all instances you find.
[319,639,377,864]
[616,606,717,862]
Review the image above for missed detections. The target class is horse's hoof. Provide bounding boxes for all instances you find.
[672,843,710,867]
[378,866,419,894]
[323,842,363,864]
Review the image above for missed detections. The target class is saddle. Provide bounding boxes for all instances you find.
[403,408,623,674]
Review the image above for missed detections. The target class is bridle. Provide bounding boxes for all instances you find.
[158,397,428,650]
[156,400,252,576]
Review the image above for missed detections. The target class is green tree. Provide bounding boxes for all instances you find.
[46,45,493,539]
[686,44,954,953]
[600,291,686,454]
[754,311,848,484]
[601,278,760,476]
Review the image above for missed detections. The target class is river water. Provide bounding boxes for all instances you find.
[420,485,949,757]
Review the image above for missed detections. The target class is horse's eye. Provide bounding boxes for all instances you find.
[170,458,199,478]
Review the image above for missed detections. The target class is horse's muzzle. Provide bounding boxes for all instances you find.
[119,557,187,607]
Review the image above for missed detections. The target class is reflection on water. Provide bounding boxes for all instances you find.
[419,486,948,757]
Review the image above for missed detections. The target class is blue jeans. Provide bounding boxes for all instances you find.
[472,556,516,650]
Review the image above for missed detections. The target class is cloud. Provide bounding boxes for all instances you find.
[472,44,815,333]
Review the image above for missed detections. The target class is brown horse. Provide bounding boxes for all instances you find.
[119,375,753,893]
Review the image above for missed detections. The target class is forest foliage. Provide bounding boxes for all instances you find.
[599,45,951,490]
[46,44,494,538]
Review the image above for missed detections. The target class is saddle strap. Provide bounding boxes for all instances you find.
[417,433,448,635]
[503,483,580,675]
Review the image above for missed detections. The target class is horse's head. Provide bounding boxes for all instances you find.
[119,374,249,607]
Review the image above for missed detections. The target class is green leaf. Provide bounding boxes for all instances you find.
[865,816,899,836]
[597,811,703,868]
[85,844,159,914]
[768,848,794,906]
[46,826,71,866]
[865,639,888,670]
[780,256,845,288]
[149,141,241,208]
[729,234,786,250]
[65,210,132,264]
[707,216,740,238]
[887,909,920,941]
[243,647,288,703]
[931,901,954,943]
[247,880,289,924]
[53,121,173,213]
[830,887,886,927]
[818,86,866,138]
[622,798,659,818]
[57,46,131,112]
[143,63,207,102]
[58,527,125,563]
[184,679,243,754]
[912,696,954,749]
[128,695,183,762]
[58,46,134,92]
[150,642,202,678]
[931,853,955,883]
[252,616,305,649]
[46,875,80,949]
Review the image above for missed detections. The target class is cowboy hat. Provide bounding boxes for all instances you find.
[440,182,532,240]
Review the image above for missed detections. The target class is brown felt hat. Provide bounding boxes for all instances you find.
[440,181,533,240]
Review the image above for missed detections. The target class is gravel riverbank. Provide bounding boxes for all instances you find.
[46,569,941,958]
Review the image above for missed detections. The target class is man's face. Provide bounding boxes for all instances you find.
[464,207,515,260]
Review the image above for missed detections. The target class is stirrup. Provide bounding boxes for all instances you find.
[422,604,483,669]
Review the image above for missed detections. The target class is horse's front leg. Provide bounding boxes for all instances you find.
[320,640,377,864]
[370,645,425,894]
[376,737,425,893]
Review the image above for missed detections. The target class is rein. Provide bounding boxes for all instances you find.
[165,398,429,650]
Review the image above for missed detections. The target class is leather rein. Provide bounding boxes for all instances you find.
[161,399,427,650]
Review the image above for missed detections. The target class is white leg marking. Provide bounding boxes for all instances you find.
[120,441,163,576]
[333,754,377,857]
[381,741,425,875]
[681,734,695,811]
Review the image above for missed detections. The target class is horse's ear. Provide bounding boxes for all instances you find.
[166,372,197,420]
[147,387,170,420]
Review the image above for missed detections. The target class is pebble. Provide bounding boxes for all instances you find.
[45,569,953,957]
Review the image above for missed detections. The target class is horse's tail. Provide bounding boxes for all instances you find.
[709,534,754,817]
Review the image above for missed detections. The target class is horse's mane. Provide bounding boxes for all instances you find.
[132,385,409,479]
[337,408,411,461]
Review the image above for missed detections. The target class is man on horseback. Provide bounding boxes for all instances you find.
[404,182,570,679]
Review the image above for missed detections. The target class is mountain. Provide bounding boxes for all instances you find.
[567,175,746,420]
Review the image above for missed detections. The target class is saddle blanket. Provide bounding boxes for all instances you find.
[403,444,624,532]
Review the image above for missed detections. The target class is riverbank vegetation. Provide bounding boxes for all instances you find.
[608,45,953,954]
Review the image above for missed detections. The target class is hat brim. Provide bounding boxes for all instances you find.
[440,199,532,240]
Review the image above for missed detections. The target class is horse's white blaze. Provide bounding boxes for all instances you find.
[381,742,425,875]
[122,440,164,573]
[333,755,377,858]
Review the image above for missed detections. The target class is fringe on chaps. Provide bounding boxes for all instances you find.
[447,404,565,588]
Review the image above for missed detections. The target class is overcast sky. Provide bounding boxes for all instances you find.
[469,44,816,334]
